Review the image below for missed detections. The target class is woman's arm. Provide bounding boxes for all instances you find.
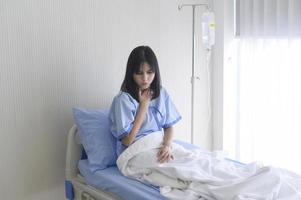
[157,126,174,163]
[121,102,148,146]
[121,89,152,146]
[162,126,173,147]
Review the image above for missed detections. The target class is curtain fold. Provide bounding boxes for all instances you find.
[237,0,301,37]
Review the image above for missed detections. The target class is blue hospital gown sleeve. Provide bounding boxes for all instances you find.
[109,93,136,140]
[161,88,182,129]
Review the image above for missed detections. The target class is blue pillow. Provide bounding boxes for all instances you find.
[72,108,117,172]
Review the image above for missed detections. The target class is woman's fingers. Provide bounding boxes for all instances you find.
[157,147,173,163]
[139,89,152,103]
[159,153,172,163]
[157,149,163,157]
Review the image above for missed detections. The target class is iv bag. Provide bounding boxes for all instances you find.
[202,11,215,50]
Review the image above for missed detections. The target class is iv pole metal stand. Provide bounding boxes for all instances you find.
[178,3,209,144]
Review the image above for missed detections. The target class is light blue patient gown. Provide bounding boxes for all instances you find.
[109,87,182,156]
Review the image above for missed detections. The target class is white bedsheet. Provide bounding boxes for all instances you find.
[117,131,301,200]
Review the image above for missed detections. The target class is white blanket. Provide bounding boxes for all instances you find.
[117,131,301,200]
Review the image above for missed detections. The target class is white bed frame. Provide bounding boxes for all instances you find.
[65,125,121,200]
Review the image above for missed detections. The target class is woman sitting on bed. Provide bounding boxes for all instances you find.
[109,45,181,163]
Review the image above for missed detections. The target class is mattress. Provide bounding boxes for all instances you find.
[78,159,166,200]
[78,140,201,200]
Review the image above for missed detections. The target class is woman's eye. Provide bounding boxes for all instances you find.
[147,71,154,74]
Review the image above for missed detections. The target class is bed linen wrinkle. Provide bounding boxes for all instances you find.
[117,131,301,200]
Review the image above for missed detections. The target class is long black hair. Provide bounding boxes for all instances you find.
[121,46,161,102]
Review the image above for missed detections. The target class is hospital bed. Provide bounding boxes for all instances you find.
[65,103,252,200]
[65,125,118,200]
[65,125,168,200]
[65,123,246,200]
[65,112,301,199]
[65,122,209,200]
[65,123,249,200]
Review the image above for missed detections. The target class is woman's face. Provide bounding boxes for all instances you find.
[133,62,155,90]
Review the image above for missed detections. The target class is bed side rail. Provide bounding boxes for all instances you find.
[65,125,82,180]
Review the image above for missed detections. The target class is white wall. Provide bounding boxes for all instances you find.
[221,0,238,156]
[0,0,211,199]
[211,0,238,152]
[210,0,224,151]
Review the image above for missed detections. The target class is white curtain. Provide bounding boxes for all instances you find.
[230,0,301,174]
[236,0,301,37]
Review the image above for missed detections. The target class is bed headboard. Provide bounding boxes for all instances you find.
[65,125,83,180]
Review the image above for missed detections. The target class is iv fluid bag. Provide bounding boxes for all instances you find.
[202,11,215,50]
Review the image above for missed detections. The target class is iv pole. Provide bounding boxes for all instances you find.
[178,3,210,144]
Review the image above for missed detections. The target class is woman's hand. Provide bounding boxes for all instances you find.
[138,88,153,105]
[157,145,174,163]
[122,89,151,146]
